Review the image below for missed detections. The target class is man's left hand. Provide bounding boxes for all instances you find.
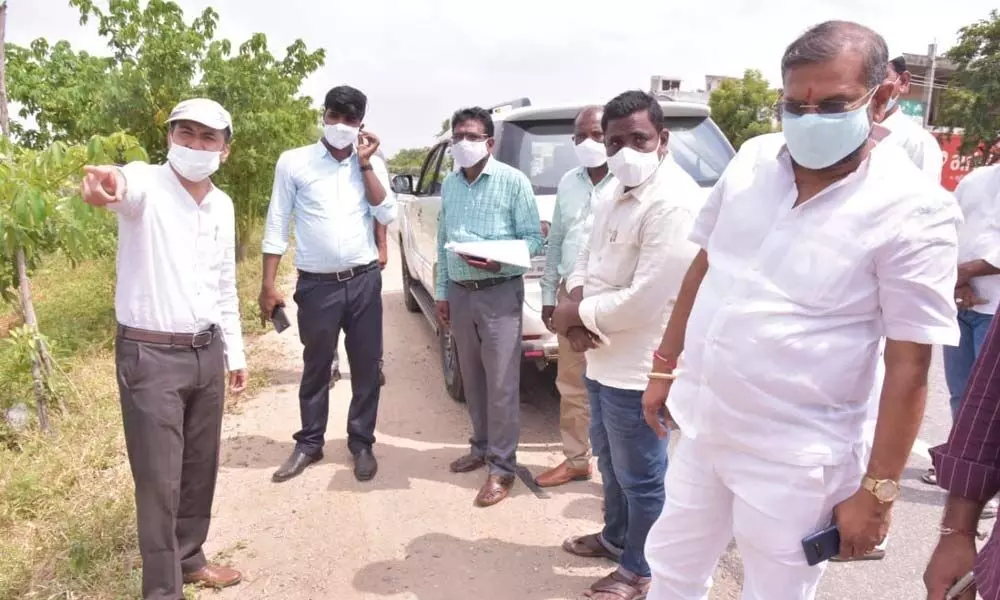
[833,487,892,559]
[229,369,248,394]
[378,246,388,270]
[458,254,501,273]
[551,300,580,335]
[357,131,381,163]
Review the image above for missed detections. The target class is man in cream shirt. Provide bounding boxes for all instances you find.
[551,90,704,600]
[536,106,618,488]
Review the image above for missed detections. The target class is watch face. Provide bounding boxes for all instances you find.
[875,480,899,502]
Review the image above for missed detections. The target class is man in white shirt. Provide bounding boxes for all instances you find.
[878,55,945,180]
[536,106,618,488]
[641,21,961,599]
[551,90,704,600]
[80,98,247,599]
[259,85,396,484]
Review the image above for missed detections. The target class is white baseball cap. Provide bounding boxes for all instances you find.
[166,98,233,134]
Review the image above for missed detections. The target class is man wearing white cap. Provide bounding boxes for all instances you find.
[80,97,247,599]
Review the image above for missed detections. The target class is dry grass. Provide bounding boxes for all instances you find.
[0,226,290,600]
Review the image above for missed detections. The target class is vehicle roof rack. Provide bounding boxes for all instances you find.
[487,98,531,115]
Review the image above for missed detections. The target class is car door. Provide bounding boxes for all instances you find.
[412,142,449,285]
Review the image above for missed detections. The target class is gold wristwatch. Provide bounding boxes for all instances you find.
[861,475,901,503]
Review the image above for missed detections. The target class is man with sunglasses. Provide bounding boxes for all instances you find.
[641,20,960,599]
[434,106,543,507]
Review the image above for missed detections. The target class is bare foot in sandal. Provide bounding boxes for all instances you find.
[563,532,623,561]
[580,569,650,600]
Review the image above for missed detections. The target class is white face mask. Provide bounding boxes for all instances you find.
[167,144,221,182]
[607,144,662,188]
[324,123,360,150]
[451,140,490,169]
[574,138,607,168]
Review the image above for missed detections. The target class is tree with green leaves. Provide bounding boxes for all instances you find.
[708,69,779,150]
[939,9,1000,164]
[387,147,430,176]
[6,0,326,258]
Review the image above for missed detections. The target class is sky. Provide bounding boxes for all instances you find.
[7,0,998,155]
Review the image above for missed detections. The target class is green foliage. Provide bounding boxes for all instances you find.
[939,9,1000,163]
[5,0,326,254]
[0,132,147,302]
[387,147,430,176]
[708,69,780,150]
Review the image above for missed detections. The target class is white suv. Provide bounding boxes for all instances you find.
[391,97,735,402]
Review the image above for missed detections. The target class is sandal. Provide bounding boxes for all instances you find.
[563,533,622,561]
[921,467,937,485]
[581,570,650,600]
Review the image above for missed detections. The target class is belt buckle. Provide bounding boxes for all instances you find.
[336,268,354,282]
[191,330,213,348]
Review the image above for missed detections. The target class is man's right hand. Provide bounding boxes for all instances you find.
[566,326,599,353]
[80,165,121,206]
[258,285,285,326]
[924,533,977,600]
[435,300,450,330]
[955,284,987,309]
[642,379,675,439]
[541,305,555,333]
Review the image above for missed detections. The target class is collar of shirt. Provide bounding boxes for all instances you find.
[315,140,358,166]
[458,155,499,187]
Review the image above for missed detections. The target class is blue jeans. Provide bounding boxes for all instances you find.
[943,309,995,420]
[586,377,669,578]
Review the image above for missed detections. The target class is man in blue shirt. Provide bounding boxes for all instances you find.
[259,85,397,483]
[435,107,543,507]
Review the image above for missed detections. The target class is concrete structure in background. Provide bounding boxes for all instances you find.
[896,48,957,127]
[649,74,739,105]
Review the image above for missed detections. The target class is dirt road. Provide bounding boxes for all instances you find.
[204,240,662,600]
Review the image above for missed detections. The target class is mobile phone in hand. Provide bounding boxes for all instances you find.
[801,524,840,566]
[270,304,291,333]
[946,571,975,599]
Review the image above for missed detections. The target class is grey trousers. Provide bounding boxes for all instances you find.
[115,327,226,600]
[448,277,524,475]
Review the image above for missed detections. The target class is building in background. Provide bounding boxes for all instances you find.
[649,75,739,104]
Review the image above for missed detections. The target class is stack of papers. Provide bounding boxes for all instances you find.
[444,240,532,268]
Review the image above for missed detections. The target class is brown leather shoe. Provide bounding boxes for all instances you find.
[475,474,515,507]
[183,564,242,588]
[450,453,486,473]
[535,460,592,488]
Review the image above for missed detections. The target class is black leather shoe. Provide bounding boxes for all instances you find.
[354,448,378,481]
[378,369,386,387]
[272,450,322,483]
[331,368,342,385]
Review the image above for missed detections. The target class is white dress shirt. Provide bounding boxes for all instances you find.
[668,133,961,467]
[262,143,396,273]
[954,164,1000,315]
[880,109,945,180]
[566,155,704,391]
[111,162,246,371]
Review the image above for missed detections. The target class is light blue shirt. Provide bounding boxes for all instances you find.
[262,142,397,273]
[540,166,618,306]
[435,157,543,299]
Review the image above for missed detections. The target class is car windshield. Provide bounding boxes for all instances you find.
[495,116,734,195]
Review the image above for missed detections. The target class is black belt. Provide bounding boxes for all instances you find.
[452,275,519,291]
[299,261,378,283]
[117,324,217,348]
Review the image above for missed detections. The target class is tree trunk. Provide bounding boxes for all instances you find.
[15,249,50,432]
[236,241,249,263]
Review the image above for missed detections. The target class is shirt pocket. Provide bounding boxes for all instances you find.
[765,231,863,306]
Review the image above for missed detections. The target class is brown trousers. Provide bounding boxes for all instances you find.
[115,326,226,600]
[556,282,591,468]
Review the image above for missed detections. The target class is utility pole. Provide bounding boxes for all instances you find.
[923,40,937,129]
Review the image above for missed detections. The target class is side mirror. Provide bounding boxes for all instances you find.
[391,174,413,194]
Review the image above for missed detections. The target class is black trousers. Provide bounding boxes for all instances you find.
[115,328,225,600]
[293,266,383,456]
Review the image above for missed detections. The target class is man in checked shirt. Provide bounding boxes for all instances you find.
[926,273,1000,599]
[434,106,543,508]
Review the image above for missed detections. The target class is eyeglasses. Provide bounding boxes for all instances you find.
[450,133,490,144]
[779,86,879,116]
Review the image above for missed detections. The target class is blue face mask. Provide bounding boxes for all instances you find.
[781,99,874,170]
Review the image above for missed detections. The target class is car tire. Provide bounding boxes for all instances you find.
[399,238,420,314]
[440,329,466,403]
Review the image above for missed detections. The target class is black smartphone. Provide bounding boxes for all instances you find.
[802,524,840,566]
[270,304,291,333]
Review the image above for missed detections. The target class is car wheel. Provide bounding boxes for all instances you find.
[399,237,420,314]
[440,329,466,403]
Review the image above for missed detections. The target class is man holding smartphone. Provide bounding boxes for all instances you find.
[434,106,543,508]
[259,84,396,483]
